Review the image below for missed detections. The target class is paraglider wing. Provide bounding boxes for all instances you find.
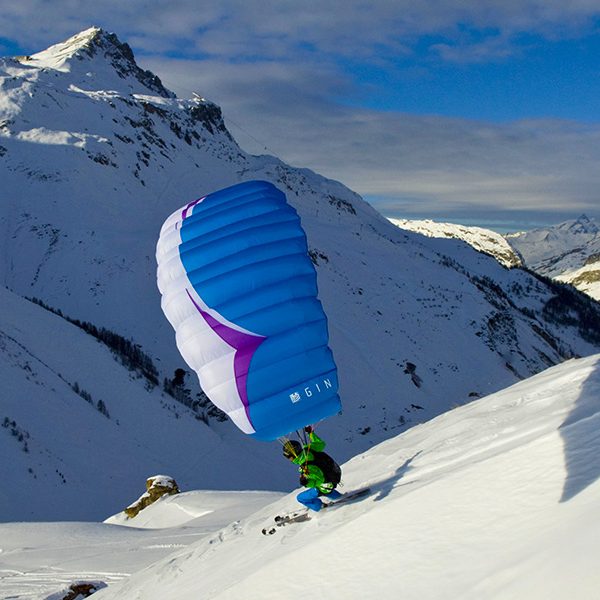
[156,180,340,440]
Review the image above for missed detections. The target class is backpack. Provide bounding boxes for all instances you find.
[308,451,342,485]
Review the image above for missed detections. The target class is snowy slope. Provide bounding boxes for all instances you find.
[390,217,522,268]
[0,286,294,520]
[2,355,598,600]
[555,259,600,301]
[2,28,600,522]
[95,354,600,600]
[507,215,600,300]
[0,490,283,600]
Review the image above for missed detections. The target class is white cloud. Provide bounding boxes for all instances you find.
[153,63,600,218]
[2,1,599,60]
[1,2,599,221]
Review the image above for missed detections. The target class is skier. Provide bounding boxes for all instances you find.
[282,426,342,511]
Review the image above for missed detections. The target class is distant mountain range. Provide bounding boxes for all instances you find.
[392,215,600,301]
[507,215,600,301]
[2,28,600,520]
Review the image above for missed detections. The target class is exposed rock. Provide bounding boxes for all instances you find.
[60,581,107,599]
[124,475,180,518]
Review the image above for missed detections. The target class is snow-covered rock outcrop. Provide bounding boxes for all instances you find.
[124,475,180,519]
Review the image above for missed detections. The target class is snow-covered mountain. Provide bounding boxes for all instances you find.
[2,28,600,521]
[389,217,522,268]
[390,215,600,301]
[0,285,292,521]
[2,355,599,600]
[507,215,600,301]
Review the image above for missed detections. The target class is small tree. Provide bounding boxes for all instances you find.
[164,368,193,408]
[97,399,110,418]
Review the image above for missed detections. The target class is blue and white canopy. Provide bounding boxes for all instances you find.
[156,180,340,441]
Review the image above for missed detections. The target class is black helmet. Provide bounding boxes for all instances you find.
[282,440,302,459]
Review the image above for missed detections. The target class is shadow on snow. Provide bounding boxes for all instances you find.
[559,356,600,502]
[371,451,423,502]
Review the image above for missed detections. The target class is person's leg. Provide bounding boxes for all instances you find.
[327,489,342,501]
[297,488,323,511]
[320,489,342,506]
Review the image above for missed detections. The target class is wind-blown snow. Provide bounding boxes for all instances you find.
[2,355,599,599]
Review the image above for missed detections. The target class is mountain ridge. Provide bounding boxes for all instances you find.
[392,215,600,301]
[389,217,522,268]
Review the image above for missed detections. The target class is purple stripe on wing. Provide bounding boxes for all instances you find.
[185,289,265,426]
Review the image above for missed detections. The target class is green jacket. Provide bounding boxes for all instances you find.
[291,432,336,494]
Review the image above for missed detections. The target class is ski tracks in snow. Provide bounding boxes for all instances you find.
[0,568,123,600]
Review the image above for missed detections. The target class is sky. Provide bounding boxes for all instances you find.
[1,1,600,231]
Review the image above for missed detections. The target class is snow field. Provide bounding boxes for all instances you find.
[91,355,600,600]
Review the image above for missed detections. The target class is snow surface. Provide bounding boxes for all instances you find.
[0,491,283,599]
[2,355,599,599]
[555,260,600,301]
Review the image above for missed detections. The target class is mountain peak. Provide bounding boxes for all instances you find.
[31,27,114,63]
[575,213,598,232]
[562,213,599,235]
[28,27,174,98]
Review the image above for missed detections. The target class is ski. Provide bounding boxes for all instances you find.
[262,510,310,535]
[261,487,371,535]
[328,486,371,505]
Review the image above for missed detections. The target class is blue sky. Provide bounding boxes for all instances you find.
[348,31,600,122]
[1,1,599,231]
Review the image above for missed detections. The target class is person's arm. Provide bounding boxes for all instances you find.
[307,431,326,452]
[300,464,326,489]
